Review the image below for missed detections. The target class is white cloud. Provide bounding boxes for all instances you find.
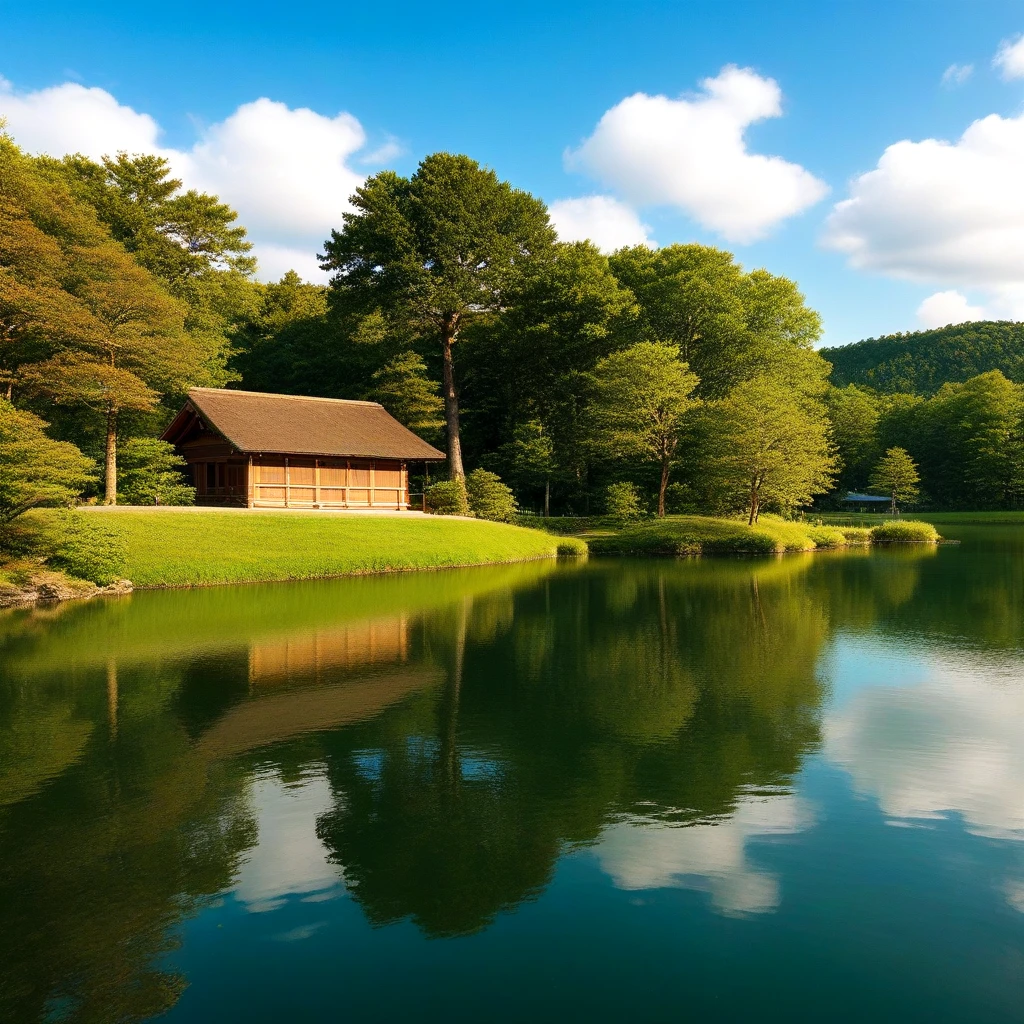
[916,290,987,328]
[566,65,828,243]
[823,109,1024,318]
[548,195,653,252]
[0,78,377,283]
[0,79,160,158]
[994,35,1024,80]
[596,792,813,916]
[941,63,974,87]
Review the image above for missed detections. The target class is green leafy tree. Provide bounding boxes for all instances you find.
[608,244,824,400]
[504,419,556,516]
[826,384,881,493]
[467,241,636,490]
[19,255,194,504]
[870,447,920,514]
[0,139,113,398]
[369,351,444,444]
[117,438,195,506]
[44,151,254,396]
[50,152,255,284]
[0,400,95,522]
[466,469,517,522]
[1,138,214,503]
[230,271,330,393]
[589,342,699,517]
[321,153,556,480]
[700,376,837,524]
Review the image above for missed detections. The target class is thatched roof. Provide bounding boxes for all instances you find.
[163,388,445,460]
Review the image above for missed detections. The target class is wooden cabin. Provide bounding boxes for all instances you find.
[162,388,445,509]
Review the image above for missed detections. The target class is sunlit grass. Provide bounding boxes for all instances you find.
[25,509,586,588]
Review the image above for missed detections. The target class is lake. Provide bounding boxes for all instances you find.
[1,528,1023,1022]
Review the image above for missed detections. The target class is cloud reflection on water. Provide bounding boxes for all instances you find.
[596,792,813,916]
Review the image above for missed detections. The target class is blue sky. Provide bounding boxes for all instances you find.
[3,0,1024,344]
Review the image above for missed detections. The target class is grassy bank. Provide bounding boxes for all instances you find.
[23,509,587,589]
[543,514,938,556]
[819,511,1024,527]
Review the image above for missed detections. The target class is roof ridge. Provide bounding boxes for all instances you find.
[189,387,383,408]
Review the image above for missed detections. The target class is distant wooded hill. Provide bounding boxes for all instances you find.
[822,321,1024,395]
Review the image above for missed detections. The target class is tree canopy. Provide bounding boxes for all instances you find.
[321,153,556,480]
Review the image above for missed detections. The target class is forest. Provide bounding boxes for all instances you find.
[2,130,1023,519]
[823,321,1024,395]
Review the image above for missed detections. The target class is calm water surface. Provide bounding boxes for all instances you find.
[1,529,1023,1022]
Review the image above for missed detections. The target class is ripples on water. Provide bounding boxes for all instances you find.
[0,528,1022,1022]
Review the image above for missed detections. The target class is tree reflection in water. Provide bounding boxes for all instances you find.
[0,541,980,1018]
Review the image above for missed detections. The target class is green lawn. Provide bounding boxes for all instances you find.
[28,509,586,588]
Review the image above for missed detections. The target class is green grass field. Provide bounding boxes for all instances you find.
[26,509,587,588]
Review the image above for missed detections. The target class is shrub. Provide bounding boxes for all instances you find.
[0,400,95,521]
[805,524,848,548]
[424,479,470,516]
[871,520,939,544]
[42,511,127,584]
[605,482,644,521]
[117,438,195,506]
[466,469,517,523]
[555,537,589,558]
[840,526,873,545]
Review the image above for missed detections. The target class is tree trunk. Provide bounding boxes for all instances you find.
[104,406,118,505]
[441,318,465,482]
[748,482,759,526]
[544,477,550,518]
[658,455,670,518]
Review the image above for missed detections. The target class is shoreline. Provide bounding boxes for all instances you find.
[0,509,952,609]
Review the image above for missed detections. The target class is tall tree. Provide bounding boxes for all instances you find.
[47,151,257,391]
[20,253,194,503]
[588,342,699,517]
[321,153,555,479]
[869,447,920,515]
[1,139,205,503]
[699,376,836,524]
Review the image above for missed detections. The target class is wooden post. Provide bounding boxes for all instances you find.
[247,456,254,508]
[370,459,376,508]
[315,459,321,507]
[345,459,350,509]
[285,456,290,508]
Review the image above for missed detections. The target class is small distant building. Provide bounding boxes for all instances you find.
[162,388,445,509]
[842,492,892,512]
